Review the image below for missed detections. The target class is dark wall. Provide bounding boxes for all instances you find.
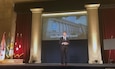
[14,0,101,12]
[14,0,115,13]
[41,40,88,63]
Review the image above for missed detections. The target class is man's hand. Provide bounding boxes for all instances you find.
[62,42,69,45]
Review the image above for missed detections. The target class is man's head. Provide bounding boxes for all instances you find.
[63,31,67,36]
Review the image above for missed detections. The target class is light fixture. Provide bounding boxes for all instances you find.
[42,11,87,17]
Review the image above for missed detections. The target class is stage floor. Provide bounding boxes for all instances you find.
[0,63,115,69]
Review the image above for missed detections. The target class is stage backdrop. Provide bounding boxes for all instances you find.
[14,0,99,63]
[15,8,115,63]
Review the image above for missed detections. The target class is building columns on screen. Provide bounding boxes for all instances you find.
[29,8,43,63]
[85,4,103,64]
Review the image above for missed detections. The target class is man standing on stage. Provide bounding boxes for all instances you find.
[59,31,70,65]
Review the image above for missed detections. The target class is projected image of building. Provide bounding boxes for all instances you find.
[42,15,87,40]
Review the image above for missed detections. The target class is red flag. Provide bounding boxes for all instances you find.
[14,33,24,59]
[14,33,19,58]
[18,33,24,59]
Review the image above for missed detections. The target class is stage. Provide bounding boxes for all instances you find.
[0,63,115,69]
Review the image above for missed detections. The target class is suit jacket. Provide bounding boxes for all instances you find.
[59,37,70,46]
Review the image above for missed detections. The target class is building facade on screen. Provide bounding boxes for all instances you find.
[42,14,88,40]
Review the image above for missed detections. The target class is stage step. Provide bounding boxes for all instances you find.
[0,59,23,64]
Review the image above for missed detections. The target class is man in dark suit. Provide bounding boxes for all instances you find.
[59,31,70,65]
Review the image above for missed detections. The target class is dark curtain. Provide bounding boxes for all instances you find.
[100,8,115,63]
[15,12,32,63]
[101,8,115,39]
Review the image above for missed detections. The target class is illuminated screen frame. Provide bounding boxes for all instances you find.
[42,11,88,40]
